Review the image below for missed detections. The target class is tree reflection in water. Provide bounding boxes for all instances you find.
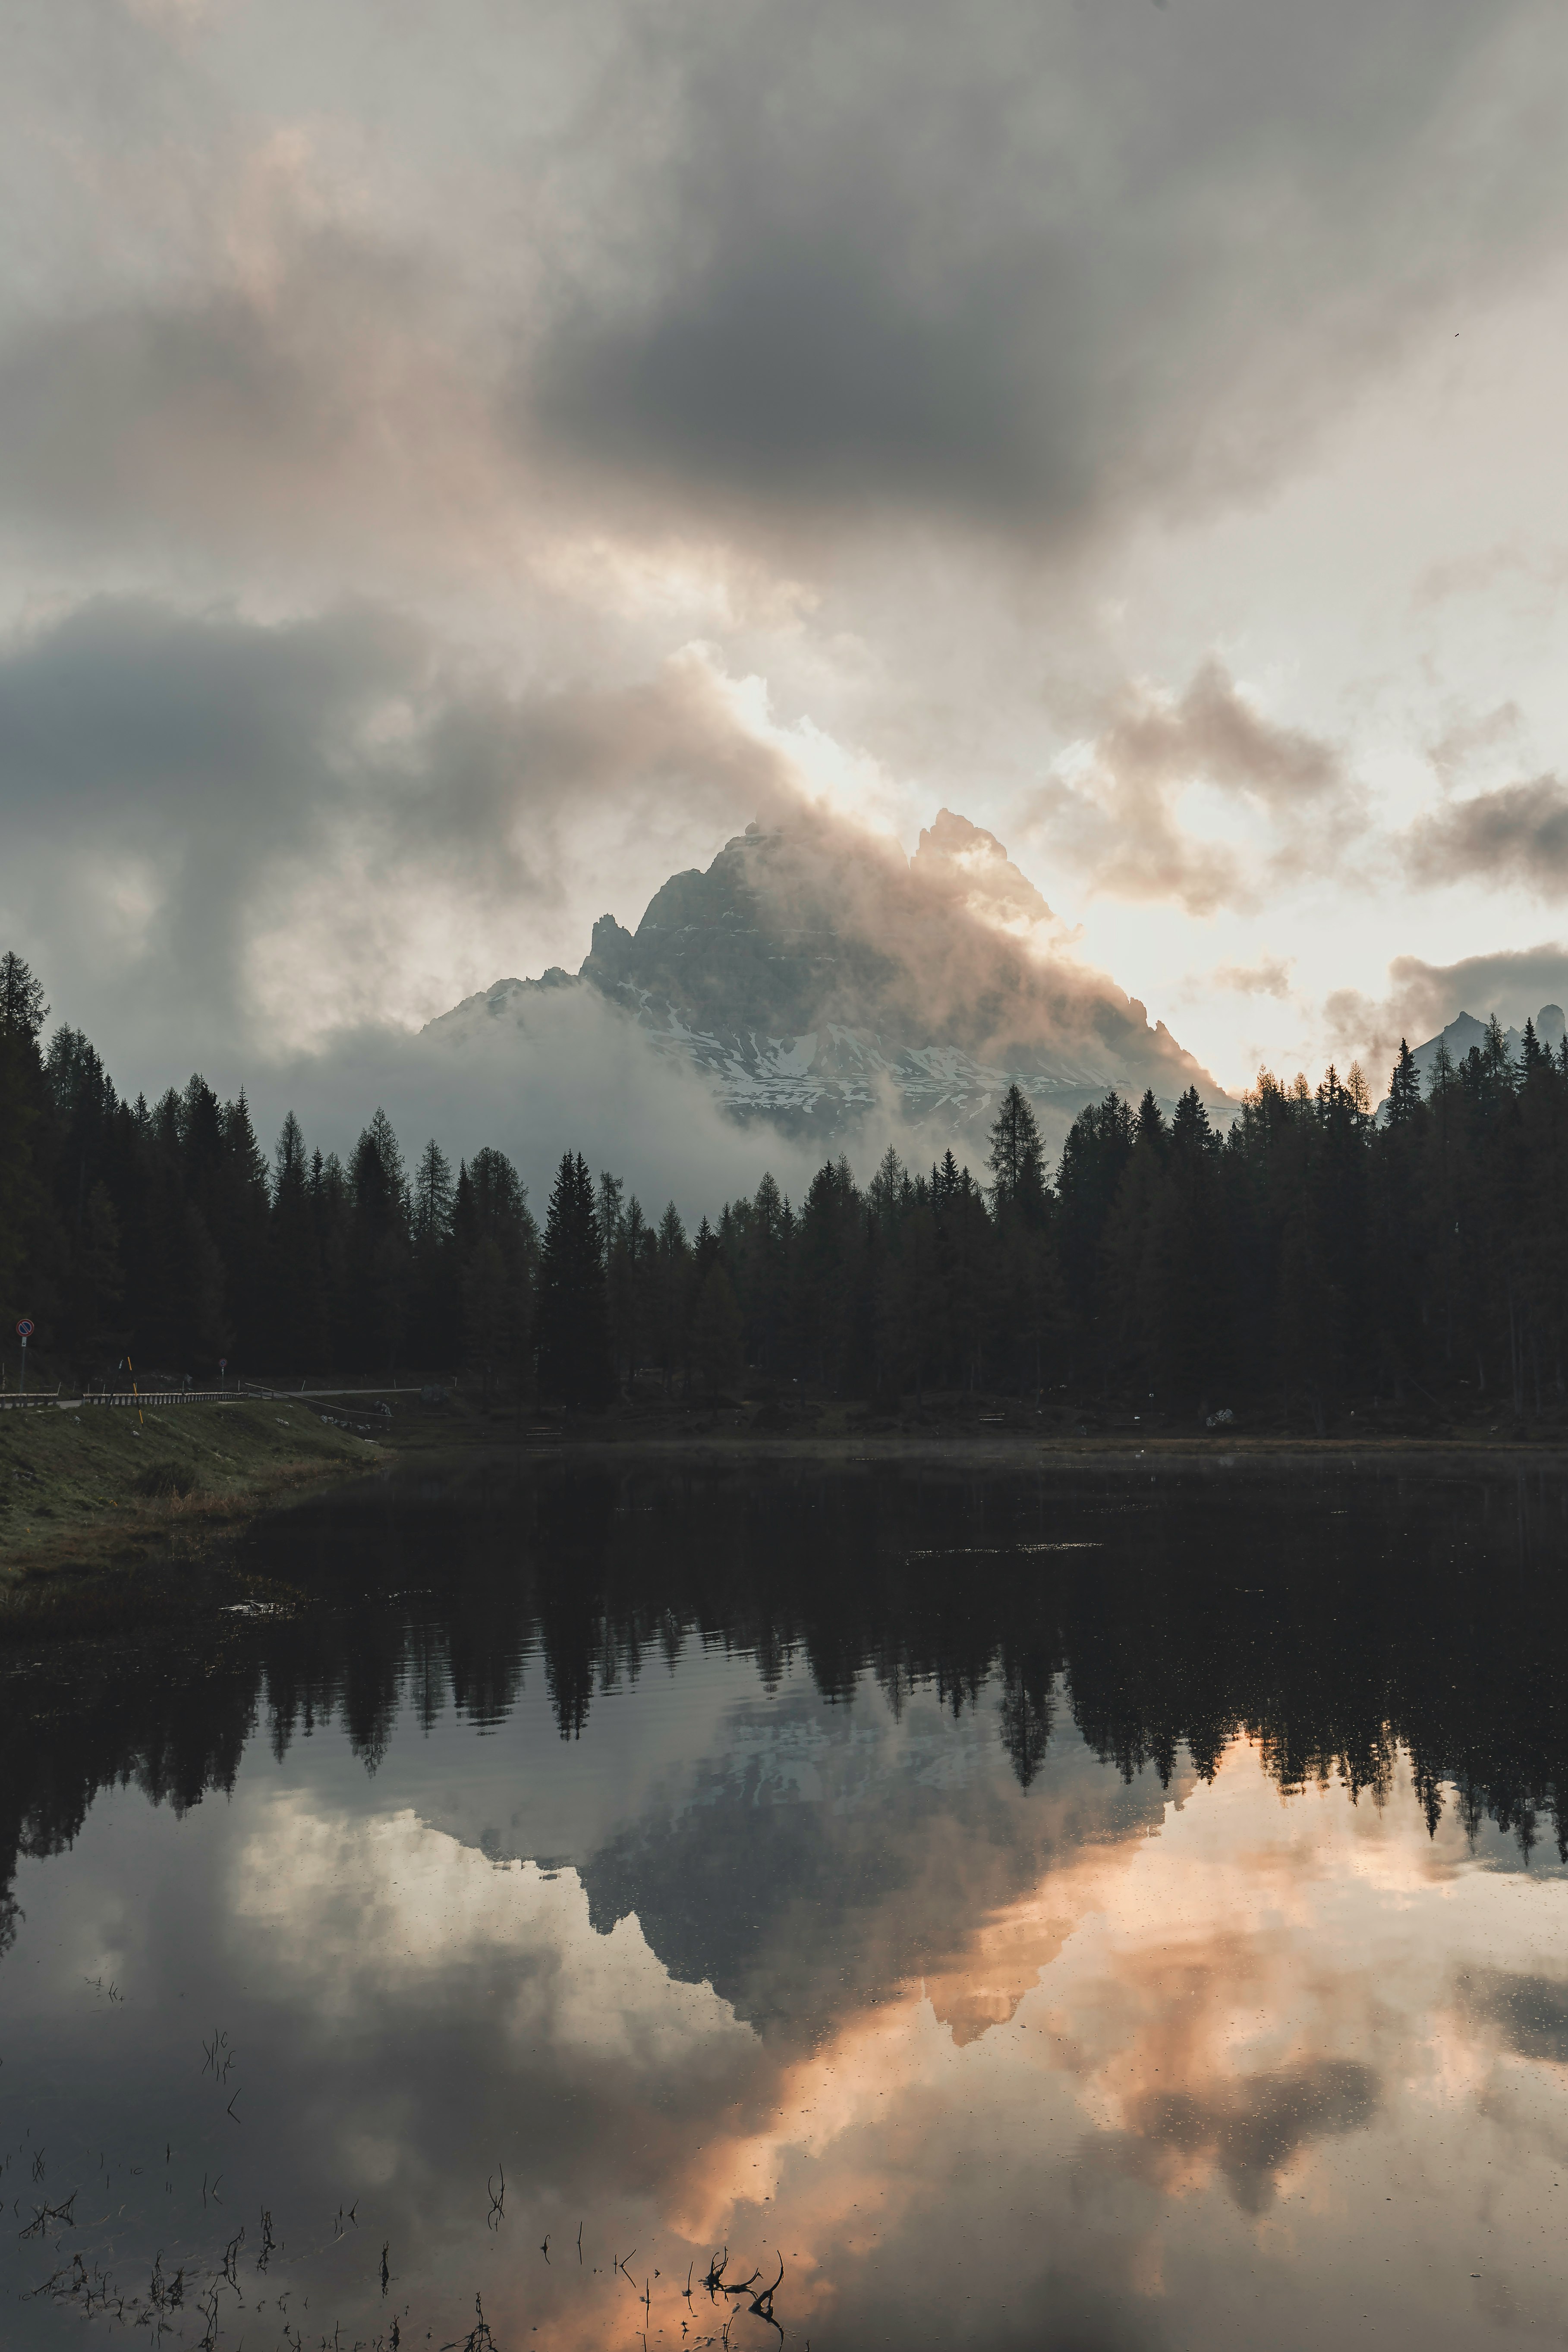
[2,1461,1566,2351]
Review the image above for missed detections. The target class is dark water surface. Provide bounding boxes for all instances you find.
[4,1459,1568,2350]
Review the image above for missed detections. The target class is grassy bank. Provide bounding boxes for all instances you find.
[0,1399,381,1619]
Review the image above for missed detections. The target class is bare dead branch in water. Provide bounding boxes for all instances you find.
[749,2252,785,2337]
[195,2279,220,2352]
[438,2288,497,2352]
[19,2190,77,2239]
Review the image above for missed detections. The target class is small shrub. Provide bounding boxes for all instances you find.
[134,1461,200,1500]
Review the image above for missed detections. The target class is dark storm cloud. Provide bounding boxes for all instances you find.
[1407,774,1568,893]
[0,594,786,1064]
[1462,1969,1568,2066]
[530,0,1567,535]
[1099,2057,1379,2215]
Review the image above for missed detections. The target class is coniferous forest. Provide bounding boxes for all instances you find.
[3,946,1567,1428]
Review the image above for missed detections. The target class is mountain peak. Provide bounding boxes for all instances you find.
[426,806,1228,1147]
[912,809,1057,932]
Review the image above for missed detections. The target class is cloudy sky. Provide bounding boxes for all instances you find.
[4,0,1568,1146]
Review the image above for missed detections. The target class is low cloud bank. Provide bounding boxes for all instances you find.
[1324,942,1568,1083]
[210,988,824,1229]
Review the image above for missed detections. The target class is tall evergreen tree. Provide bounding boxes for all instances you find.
[986,1084,1049,1226]
[535,1152,613,1407]
[269,1112,326,1372]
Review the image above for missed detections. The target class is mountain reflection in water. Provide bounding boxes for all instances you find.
[2,1462,1567,2350]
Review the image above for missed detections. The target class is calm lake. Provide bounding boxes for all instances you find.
[3,1458,1567,2350]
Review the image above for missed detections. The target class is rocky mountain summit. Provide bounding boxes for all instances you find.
[425,809,1231,1149]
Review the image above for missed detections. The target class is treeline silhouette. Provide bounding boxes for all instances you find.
[4,1461,1566,1974]
[4,946,1566,1423]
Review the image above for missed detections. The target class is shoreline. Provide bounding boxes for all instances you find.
[4,1414,1563,1646]
[0,1398,384,1635]
[500,1429,1568,1470]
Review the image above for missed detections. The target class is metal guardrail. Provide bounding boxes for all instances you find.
[0,1382,435,1413]
[0,1390,233,1411]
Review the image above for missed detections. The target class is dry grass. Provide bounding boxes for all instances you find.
[0,1399,381,1596]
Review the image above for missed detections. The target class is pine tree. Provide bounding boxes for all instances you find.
[1386,1040,1422,1124]
[413,1140,455,1242]
[986,1084,1048,1226]
[217,1090,269,1366]
[349,1109,411,1373]
[0,952,47,1041]
[652,1202,691,1384]
[0,955,50,1354]
[535,1152,613,1408]
[269,1113,326,1372]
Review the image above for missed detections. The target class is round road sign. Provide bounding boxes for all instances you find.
[16,1318,34,1339]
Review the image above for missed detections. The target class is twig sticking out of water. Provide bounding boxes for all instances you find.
[195,2279,220,2352]
[749,2253,785,2339]
[439,2289,497,2352]
[147,2249,185,2341]
[201,2029,237,2085]
[540,2231,550,2262]
[256,2208,277,2271]
[19,2190,77,2240]
[486,2167,505,2232]
[381,2240,390,2295]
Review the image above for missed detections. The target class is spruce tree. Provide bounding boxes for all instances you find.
[535,1151,614,1407]
[269,1112,326,1372]
[986,1084,1049,1226]
[1386,1040,1422,1124]
[0,954,50,1332]
[653,1202,691,1383]
[412,1139,455,1242]
[349,1109,411,1372]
